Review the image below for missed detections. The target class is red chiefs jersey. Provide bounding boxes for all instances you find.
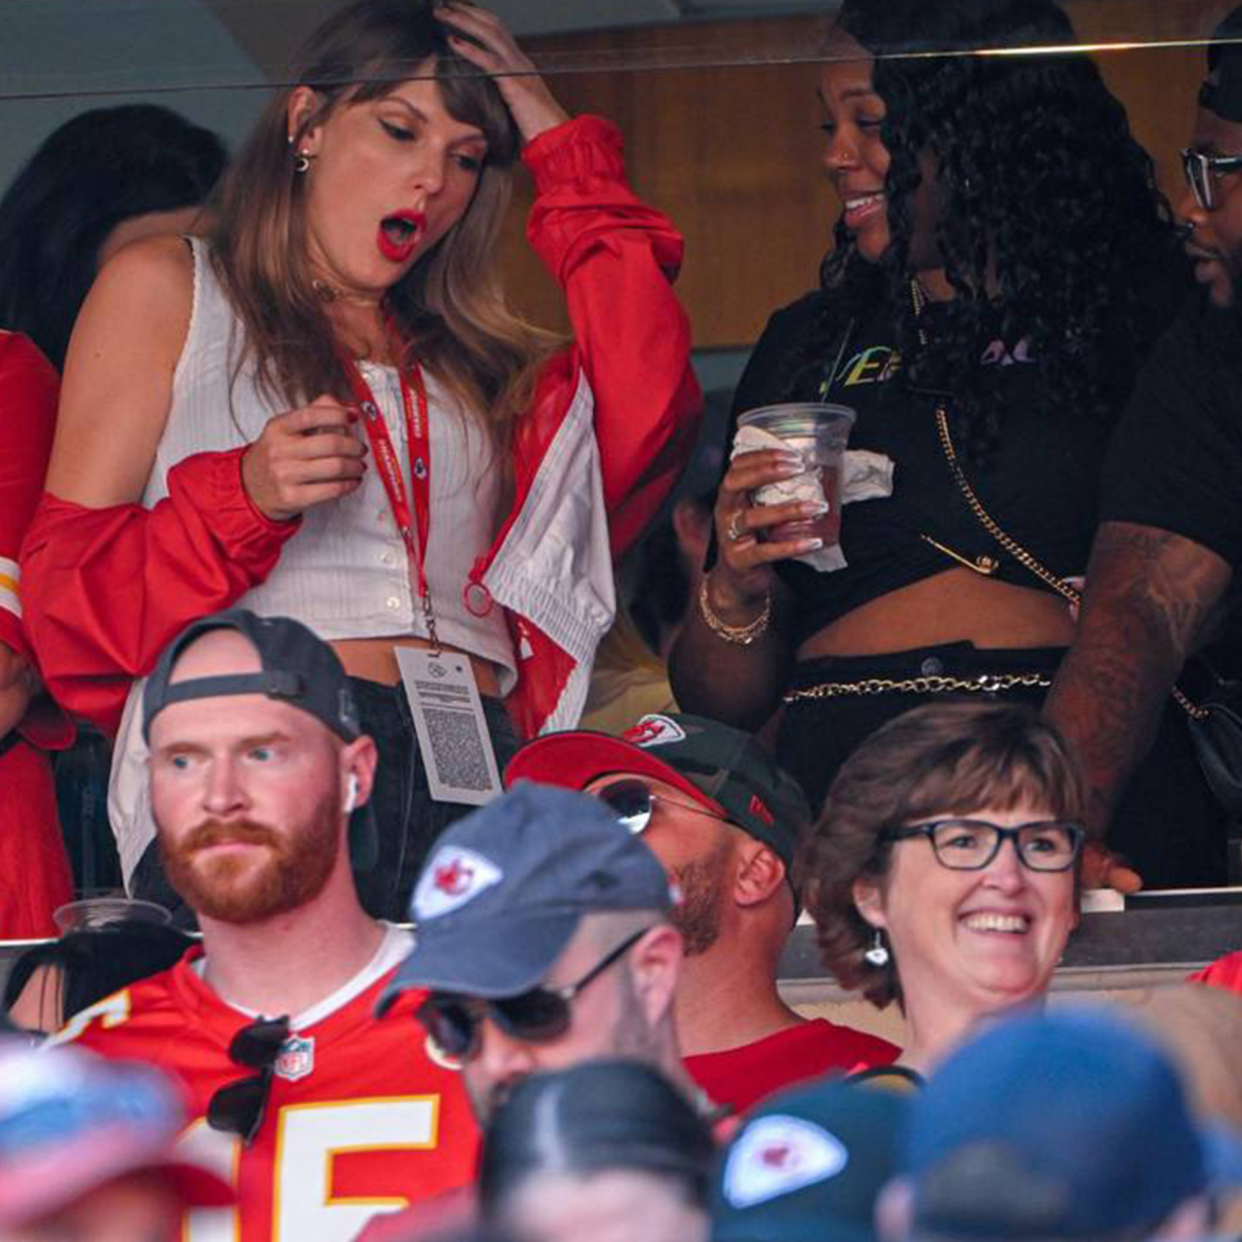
[51,937,479,1242]
[684,1018,900,1114]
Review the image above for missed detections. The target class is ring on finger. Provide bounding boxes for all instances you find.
[727,512,746,543]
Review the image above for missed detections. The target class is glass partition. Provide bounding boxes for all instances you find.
[1,0,1237,907]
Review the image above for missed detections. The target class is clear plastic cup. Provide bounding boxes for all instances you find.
[735,402,857,545]
[53,896,173,933]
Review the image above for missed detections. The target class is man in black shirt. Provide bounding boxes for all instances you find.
[1045,8,1242,887]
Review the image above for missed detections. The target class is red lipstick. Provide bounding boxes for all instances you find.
[377,210,426,263]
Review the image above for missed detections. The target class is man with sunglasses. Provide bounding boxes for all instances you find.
[504,713,898,1112]
[377,781,692,1128]
[1045,7,1242,890]
[49,611,479,1242]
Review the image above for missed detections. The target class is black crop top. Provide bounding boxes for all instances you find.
[730,292,1110,649]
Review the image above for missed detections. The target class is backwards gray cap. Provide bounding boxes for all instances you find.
[1202,6,1242,122]
[142,609,377,870]
[377,783,675,1012]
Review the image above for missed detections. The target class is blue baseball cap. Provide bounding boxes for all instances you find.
[712,1077,908,1242]
[0,1044,234,1227]
[901,1008,1242,1240]
[377,783,676,1011]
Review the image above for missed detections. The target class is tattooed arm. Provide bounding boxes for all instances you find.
[1045,521,1233,851]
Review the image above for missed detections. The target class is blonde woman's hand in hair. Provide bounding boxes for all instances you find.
[241,396,368,523]
[433,3,570,143]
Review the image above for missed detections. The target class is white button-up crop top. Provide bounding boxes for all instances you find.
[143,238,517,691]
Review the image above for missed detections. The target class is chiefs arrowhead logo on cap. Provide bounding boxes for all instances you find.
[413,846,503,920]
[723,1115,849,1209]
[625,714,687,749]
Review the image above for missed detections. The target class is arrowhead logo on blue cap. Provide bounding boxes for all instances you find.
[413,846,503,920]
[724,1115,849,1209]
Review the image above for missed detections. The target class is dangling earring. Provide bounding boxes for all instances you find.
[293,149,314,174]
[863,929,890,968]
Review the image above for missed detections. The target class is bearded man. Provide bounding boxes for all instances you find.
[505,713,897,1111]
[51,610,479,1242]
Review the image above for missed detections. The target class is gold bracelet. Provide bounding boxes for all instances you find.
[698,577,771,645]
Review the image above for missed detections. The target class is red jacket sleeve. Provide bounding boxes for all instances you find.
[522,115,702,556]
[20,448,300,734]
[0,332,59,661]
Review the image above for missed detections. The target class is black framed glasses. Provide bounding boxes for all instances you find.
[881,819,1084,873]
[415,925,653,1061]
[206,1014,290,1145]
[1182,147,1242,211]
[594,777,728,836]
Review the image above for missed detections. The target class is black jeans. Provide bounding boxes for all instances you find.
[131,679,520,926]
[779,641,1227,889]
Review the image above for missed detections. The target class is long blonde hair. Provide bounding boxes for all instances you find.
[210,0,554,443]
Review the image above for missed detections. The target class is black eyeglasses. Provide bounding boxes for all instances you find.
[594,778,728,836]
[1182,147,1242,211]
[206,1014,290,1145]
[415,925,653,1061]
[881,819,1084,873]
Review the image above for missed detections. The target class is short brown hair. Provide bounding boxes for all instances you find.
[798,700,1085,1008]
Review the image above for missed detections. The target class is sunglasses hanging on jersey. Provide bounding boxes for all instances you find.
[207,1014,291,1145]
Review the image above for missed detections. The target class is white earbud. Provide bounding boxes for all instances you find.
[344,773,359,815]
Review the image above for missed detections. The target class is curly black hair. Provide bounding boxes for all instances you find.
[786,0,1193,464]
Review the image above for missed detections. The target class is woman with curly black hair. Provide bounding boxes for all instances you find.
[670,0,1209,888]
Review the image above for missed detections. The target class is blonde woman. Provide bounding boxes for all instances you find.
[22,0,700,920]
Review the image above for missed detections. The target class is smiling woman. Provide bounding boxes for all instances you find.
[19,0,700,923]
[668,0,1204,892]
[799,699,1083,1077]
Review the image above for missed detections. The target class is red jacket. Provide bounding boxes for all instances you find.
[21,115,701,740]
[0,331,74,936]
[0,331,74,751]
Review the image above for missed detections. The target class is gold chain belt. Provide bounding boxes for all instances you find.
[785,671,1053,702]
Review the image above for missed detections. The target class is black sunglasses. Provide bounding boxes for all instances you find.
[1182,146,1242,211]
[415,925,653,1061]
[881,819,1084,873]
[594,777,729,836]
[206,1014,290,1145]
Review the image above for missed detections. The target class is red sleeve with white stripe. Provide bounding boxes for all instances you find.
[522,115,703,557]
[0,332,59,660]
[20,448,300,734]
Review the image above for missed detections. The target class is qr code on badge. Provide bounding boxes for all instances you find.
[425,708,492,792]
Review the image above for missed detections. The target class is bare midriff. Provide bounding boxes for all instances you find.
[331,635,503,698]
[796,568,1077,662]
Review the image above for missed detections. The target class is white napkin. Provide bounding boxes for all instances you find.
[730,426,895,572]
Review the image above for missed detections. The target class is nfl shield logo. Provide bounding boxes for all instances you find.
[274,1036,315,1083]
